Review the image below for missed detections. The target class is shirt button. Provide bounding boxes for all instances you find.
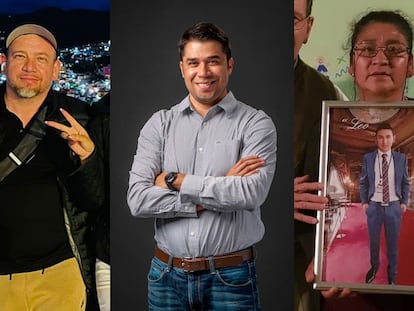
[190,231,195,236]
[199,147,203,152]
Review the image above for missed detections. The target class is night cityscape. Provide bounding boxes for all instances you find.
[53,40,110,103]
[0,5,110,104]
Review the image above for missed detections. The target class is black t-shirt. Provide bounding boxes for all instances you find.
[0,103,23,161]
[0,105,73,274]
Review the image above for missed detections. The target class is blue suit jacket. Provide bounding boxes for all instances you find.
[359,150,410,205]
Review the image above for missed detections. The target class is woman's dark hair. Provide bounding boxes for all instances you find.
[347,10,413,60]
[178,22,232,61]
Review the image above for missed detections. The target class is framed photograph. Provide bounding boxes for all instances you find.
[314,100,414,294]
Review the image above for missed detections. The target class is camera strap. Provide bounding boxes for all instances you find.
[0,105,47,183]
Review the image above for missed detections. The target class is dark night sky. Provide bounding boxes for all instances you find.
[1,0,109,14]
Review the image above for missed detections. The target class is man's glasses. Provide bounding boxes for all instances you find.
[353,42,410,58]
[294,16,310,30]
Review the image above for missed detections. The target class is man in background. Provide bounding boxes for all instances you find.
[294,0,348,310]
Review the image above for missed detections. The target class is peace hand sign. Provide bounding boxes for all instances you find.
[45,108,95,162]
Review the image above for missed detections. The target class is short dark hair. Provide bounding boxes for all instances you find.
[375,122,394,135]
[178,22,232,61]
[348,10,413,61]
[306,0,313,17]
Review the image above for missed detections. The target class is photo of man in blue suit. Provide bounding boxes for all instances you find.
[360,122,409,285]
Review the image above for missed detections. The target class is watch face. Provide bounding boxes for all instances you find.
[165,172,177,191]
[166,172,176,183]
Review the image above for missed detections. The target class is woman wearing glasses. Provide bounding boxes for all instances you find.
[348,10,413,102]
[322,9,414,311]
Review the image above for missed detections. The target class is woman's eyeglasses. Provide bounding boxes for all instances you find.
[353,42,410,58]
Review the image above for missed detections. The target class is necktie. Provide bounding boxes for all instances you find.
[382,154,389,204]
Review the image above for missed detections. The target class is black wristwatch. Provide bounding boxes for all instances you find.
[165,172,178,191]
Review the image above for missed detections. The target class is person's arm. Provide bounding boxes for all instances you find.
[67,114,108,211]
[155,155,265,190]
[46,108,105,210]
[154,155,266,213]
[128,110,276,217]
[176,111,276,212]
[401,154,410,211]
[127,111,198,218]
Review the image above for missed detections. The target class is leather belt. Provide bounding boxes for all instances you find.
[370,200,399,207]
[154,246,254,272]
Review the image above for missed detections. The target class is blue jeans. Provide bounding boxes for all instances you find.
[147,256,261,310]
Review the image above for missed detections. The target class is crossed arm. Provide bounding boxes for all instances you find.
[127,111,276,218]
[155,155,266,213]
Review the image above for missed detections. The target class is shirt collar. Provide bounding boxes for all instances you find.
[176,91,239,117]
[378,150,392,158]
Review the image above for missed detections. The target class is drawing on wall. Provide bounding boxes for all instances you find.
[316,56,329,77]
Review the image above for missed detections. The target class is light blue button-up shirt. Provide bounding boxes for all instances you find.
[127,91,277,257]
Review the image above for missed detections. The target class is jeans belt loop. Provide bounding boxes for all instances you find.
[166,255,173,272]
[252,245,257,260]
[208,256,216,274]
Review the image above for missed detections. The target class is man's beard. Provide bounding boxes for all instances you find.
[15,86,39,98]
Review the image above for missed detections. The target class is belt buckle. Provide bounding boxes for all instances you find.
[181,258,204,272]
